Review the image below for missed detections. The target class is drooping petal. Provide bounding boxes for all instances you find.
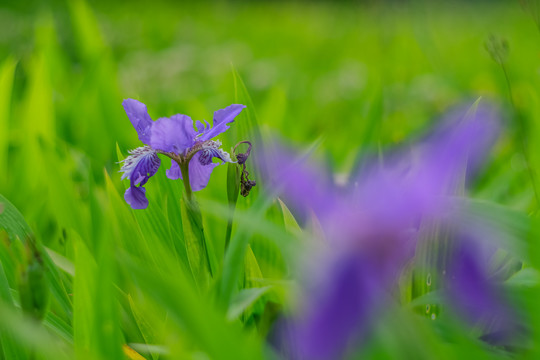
[198,104,246,141]
[124,186,148,210]
[199,147,233,165]
[190,154,219,191]
[166,160,182,180]
[122,99,153,144]
[150,114,197,153]
[120,146,161,183]
[119,146,161,209]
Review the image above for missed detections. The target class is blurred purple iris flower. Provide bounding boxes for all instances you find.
[262,104,511,359]
[119,99,245,209]
[446,237,526,347]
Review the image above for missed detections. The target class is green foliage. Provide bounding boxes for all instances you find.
[0,0,539,358]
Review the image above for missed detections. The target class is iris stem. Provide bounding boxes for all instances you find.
[178,160,193,200]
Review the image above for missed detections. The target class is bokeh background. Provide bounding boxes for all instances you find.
[2,0,540,206]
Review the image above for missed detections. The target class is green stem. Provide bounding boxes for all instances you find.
[178,160,193,200]
[500,62,540,209]
[176,158,218,280]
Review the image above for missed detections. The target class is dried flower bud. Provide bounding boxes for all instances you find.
[233,141,256,197]
[236,153,249,165]
[241,178,257,197]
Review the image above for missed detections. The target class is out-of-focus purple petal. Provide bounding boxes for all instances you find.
[446,241,523,344]
[258,143,337,219]
[124,186,148,210]
[294,254,382,360]
[150,114,197,153]
[122,99,153,144]
[422,104,500,178]
[198,104,246,141]
[342,104,500,243]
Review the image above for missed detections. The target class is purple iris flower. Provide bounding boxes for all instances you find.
[119,99,246,209]
[263,104,503,359]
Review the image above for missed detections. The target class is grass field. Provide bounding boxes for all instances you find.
[1,1,540,359]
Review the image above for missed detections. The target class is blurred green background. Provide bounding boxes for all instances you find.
[2,1,540,213]
[1,0,540,359]
[2,0,540,199]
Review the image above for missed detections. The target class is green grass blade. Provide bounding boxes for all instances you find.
[0,57,16,187]
[0,194,33,241]
[227,286,272,321]
[0,258,26,360]
[120,254,263,360]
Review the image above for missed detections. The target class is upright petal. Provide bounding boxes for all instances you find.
[150,114,197,154]
[199,104,246,141]
[122,99,153,144]
[196,119,210,134]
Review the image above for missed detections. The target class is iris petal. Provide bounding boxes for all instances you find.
[124,186,148,210]
[122,99,153,144]
[189,153,219,191]
[199,104,245,141]
[166,160,182,180]
[150,114,197,153]
[198,141,234,165]
[119,146,161,209]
